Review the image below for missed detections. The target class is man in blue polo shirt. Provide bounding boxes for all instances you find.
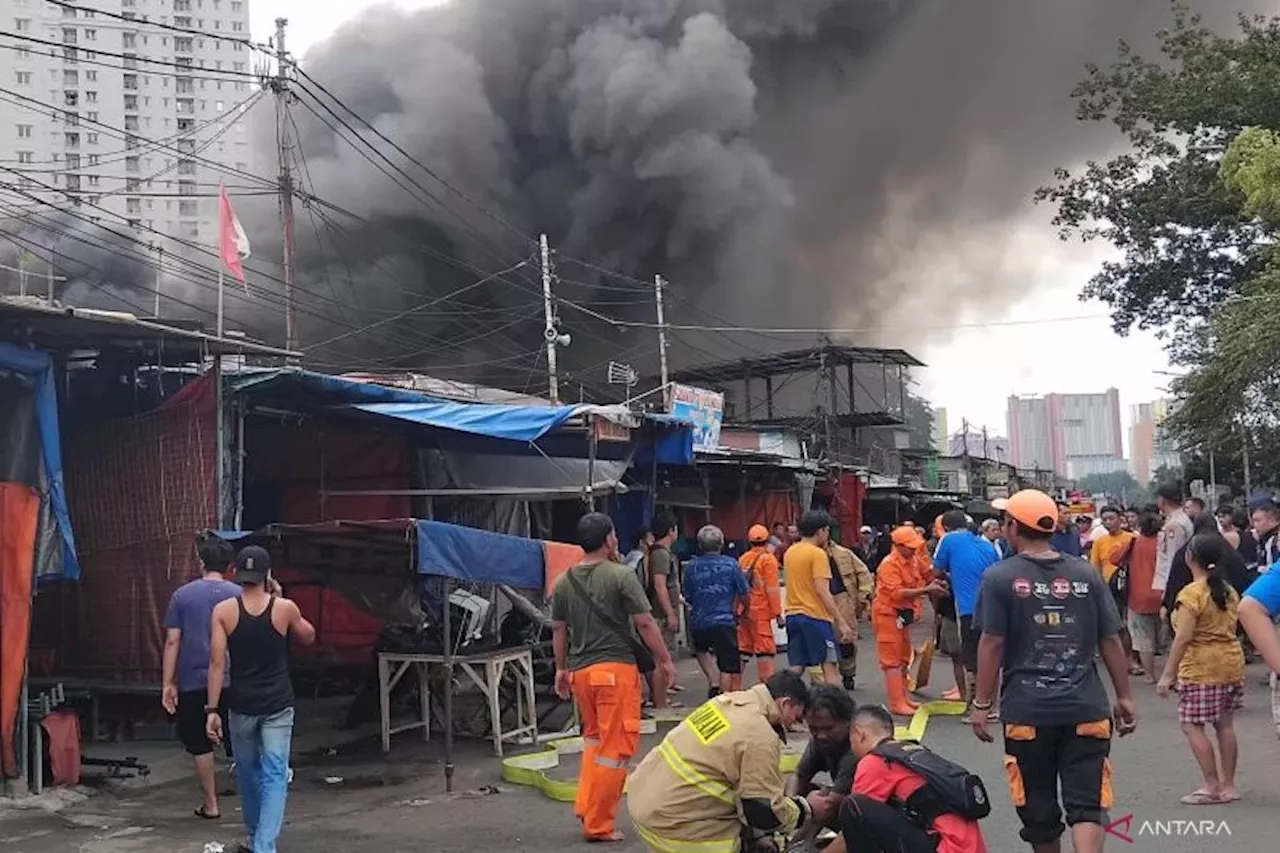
[1239,563,1280,738]
[932,510,999,720]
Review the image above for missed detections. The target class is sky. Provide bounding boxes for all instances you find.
[248,0,1174,448]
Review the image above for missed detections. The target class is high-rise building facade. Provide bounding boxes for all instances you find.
[1006,389,1125,478]
[1130,399,1182,484]
[0,0,257,261]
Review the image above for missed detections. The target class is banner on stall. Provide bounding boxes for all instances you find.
[669,384,724,451]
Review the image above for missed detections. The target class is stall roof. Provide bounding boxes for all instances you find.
[0,297,299,359]
[669,344,924,385]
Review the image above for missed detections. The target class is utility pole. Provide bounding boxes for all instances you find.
[654,275,671,410]
[272,18,298,356]
[153,244,163,318]
[540,233,560,404]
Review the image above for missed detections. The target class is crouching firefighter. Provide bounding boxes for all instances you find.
[627,672,840,853]
[826,705,989,853]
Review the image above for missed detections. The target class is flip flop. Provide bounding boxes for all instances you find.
[942,687,963,701]
[193,806,221,820]
[1179,790,1225,806]
[1128,664,1146,676]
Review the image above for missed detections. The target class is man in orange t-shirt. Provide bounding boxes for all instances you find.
[738,524,782,684]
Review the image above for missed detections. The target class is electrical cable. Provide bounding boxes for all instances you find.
[0,30,260,77]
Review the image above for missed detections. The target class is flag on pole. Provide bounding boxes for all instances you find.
[218,183,251,289]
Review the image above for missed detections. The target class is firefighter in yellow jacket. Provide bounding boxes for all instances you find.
[827,540,873,691]
[627,672,838,853]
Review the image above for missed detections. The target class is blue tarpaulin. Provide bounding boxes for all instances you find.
[0,342,79,581]
[354,401,580,443]
[415,519,544,588]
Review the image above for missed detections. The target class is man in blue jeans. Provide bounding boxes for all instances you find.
[207,546,316,853]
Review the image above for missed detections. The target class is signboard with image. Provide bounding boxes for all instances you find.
[669,383,724,451]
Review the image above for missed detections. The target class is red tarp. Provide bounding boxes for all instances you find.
[0,482,38,777]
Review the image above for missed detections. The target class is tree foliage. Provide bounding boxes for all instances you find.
[1039,5,1280,485]
[1076,470,1151,506]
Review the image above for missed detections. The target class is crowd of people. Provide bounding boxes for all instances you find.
[551,483,1280,853]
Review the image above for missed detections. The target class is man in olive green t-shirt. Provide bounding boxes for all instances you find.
[551,513,675,842]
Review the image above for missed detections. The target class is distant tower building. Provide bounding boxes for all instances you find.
[1130,399,1181,484]
[1007,389,1124,478]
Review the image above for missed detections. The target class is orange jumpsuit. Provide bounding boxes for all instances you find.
[737,546,782,656]
[871,549,931,669]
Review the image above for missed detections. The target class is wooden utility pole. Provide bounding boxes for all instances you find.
[654,275,671,410]
[540,234,560,404]
[272,18,298,356]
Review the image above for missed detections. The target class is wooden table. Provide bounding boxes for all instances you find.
[377,647,537,757]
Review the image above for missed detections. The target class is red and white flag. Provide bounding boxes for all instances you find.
[218,183,251,289]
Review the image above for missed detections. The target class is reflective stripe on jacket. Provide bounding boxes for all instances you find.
[627,684,800,847]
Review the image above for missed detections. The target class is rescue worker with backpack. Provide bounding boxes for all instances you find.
[626,671,839,853]
[825,704,989,853]
[739,525,784,684]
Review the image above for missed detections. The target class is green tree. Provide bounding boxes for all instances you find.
[1076,471,1151,506]
[1039,5,1280,484]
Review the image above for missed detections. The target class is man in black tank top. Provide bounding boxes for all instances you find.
[206,546,316,853]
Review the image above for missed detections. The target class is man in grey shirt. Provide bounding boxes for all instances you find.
[1154,483,1194,592]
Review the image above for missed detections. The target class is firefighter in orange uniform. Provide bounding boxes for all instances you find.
[871,527,946,716]
[738,525,783,685]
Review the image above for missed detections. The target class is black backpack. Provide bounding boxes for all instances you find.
[871,740,991,824]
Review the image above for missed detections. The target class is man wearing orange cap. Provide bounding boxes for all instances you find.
[738,525,783,685]
[971,489,1136,853]
[871,526,946,716]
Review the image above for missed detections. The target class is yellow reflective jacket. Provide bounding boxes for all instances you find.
[627,684,801,853]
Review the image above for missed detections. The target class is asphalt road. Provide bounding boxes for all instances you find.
[2,642,1277,853]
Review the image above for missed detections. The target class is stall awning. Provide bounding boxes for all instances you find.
[415,519,544,588]
[354,401,580,443]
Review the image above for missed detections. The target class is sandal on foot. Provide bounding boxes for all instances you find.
[586,831,626,843]
[193,806,221,820]
[1180,790,1225,805]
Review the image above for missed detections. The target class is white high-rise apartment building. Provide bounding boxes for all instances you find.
[0,0,257,260]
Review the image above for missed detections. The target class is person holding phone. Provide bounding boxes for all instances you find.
[206,546,316,853]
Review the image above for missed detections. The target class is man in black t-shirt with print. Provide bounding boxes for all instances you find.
[971,489,1137,853]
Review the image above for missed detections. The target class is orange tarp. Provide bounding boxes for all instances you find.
[543,541,586,596]
[0,482,38,778]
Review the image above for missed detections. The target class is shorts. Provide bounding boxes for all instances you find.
[937,616,961,658]
[177,691,230,758]
[786,615,840,669]
[1127,612,1161,654]
[959,615,979,672]
[692,625,742,674]
[1177,681,1244,725]
[737,618,777,657]
[1003,720,1113,845]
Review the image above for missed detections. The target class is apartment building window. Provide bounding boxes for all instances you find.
[177,138,195,153]
[123,32,137,49]
[64,132,79,147]
[179,199,198,217]
[123,74,138,90]
[17,151,33,164]
[64,90,78,107]
[63,70,78,86]
[16,47,30,60]
[175,57,192,69]
[177,159,195,175]
[126,178,141,192]
[124,115,138,131]
[174,0,190,9]
[65,153,80,169]
[176,77,193,94]
[65,111,78,126]
[177,118,194,132]
[85,70,96,82]
[86,132,98,144]
[62,27,76,44]
[14,18,30,31]
[182,223,199,239]
[124,94,138,111]
[84,28,96,41]
[62,48,77,63]
[85,90,96,103]
[86,111,97,122]
[122,0,135,6]
[232,21,244,32]
[176,98,194,115]
[65,174,81,191]
[178,180,196,196]
[16,124,31,138]
[87,154,98,166]
[127,219,141,230]
[15,71,31,85]
[87,174,98,186]
[233,62,245,72]
[175,16,192,27]
[174,37,193,52]
[83,9,94,18]
[125,135,139,150]
[61,5,75,16]
[215,99,224,111]
[123,54,137,70]
[125,156,139,173]
[231,0,243,10]
[126,198,141,215]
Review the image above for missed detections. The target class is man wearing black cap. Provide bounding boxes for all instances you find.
[207,545,315,853]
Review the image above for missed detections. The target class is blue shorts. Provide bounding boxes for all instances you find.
[785,614,840,668]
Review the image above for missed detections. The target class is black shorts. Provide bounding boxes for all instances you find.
[691,625,741,674]
[959,615,979,672]
[177,691,230,758]
[1002,720,1113,845]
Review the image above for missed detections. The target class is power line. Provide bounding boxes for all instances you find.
[44,1,263,51]
[0,30,261,78]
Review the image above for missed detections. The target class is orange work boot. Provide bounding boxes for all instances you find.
[883,668,918,717]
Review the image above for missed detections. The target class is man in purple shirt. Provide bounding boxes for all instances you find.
[162,531,241,819]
